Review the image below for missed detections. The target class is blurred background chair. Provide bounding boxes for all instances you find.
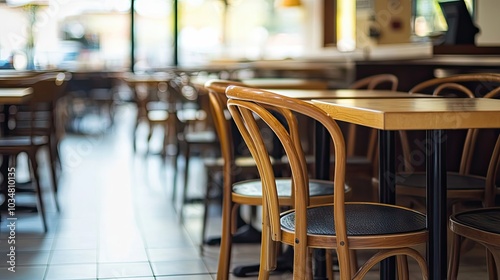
[170,73,219,206]
[0,72,70,231]
[226,85,427,279]
[124,72,175,156]
[449,207,500,279]
[62,71,119,134]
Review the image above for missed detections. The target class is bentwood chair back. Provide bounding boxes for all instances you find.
[394,74,500,279]
[397,74,500,209]
[205,80,342,280]
[226,85,428,279]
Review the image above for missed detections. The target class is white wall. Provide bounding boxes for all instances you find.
[476,0,500,45]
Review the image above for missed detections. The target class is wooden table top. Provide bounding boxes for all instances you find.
[0,88,32,104]
[271,89,430,99]
[312,98,500,130]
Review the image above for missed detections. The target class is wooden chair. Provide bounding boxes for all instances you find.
[205,80,349,280]
[396,74,500,211]
[449,207,500,280]
[0,71,69,176]
[0,72,69,231]
[226,85,428,279]
[171,74,219,208]
[124,73,176,156]
[394,74,500,279]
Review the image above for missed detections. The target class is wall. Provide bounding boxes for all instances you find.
[476,0,500,45]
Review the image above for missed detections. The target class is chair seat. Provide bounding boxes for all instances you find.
[0,135,48,147]
[281,203,426,236]
[397,172,486,190]
[452,208,500,234]
[233,178,336,197]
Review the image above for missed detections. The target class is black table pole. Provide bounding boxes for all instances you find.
[312,120,330,279]
[378,130,396,280]
[427,129,447,280]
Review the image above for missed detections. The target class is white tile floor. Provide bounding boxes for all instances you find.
[0,103,490,279]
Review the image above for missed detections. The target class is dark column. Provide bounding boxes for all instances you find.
[130,0,135,72]
[173,0,179,66]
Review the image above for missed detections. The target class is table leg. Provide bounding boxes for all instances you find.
[313,120,329,279]
[426,130,447,280]
[378,130,396,280]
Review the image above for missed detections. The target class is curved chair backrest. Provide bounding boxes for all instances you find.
[409,73,500,97]
[349,74,399,91]
[4,72,70,142]
[29,72,71,103]
[467,89,500,206]
[401,74,500,206]
[347,74,399,162]
[225,85,351,276]
[204,80,249,185]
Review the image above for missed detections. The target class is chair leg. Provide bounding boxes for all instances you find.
[448,232,463,279]
[146,123,154,155]
[200,175,212,249]
[47,144,60,212]
[326,250,334,280]
[485,247,499,280]
[216,202,235,280]
[179,142,191,222]
[50,131,62,173]
[170,140,180,204]
[396,255,409,280]
[28,150,47,232]
[133,117,140,152]
[161,121,169,158]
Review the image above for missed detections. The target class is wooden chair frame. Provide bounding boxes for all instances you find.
[206,80,342,280]
[227,85,428,279]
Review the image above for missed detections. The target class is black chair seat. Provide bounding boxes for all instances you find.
[281,204,426,236]
[0,135,48,147]
[397,172,486,190]
[233,178,337,198]
[452,208,500,234]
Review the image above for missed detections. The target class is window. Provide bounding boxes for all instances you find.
[413,0,474,37]
[178,0,307,66]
